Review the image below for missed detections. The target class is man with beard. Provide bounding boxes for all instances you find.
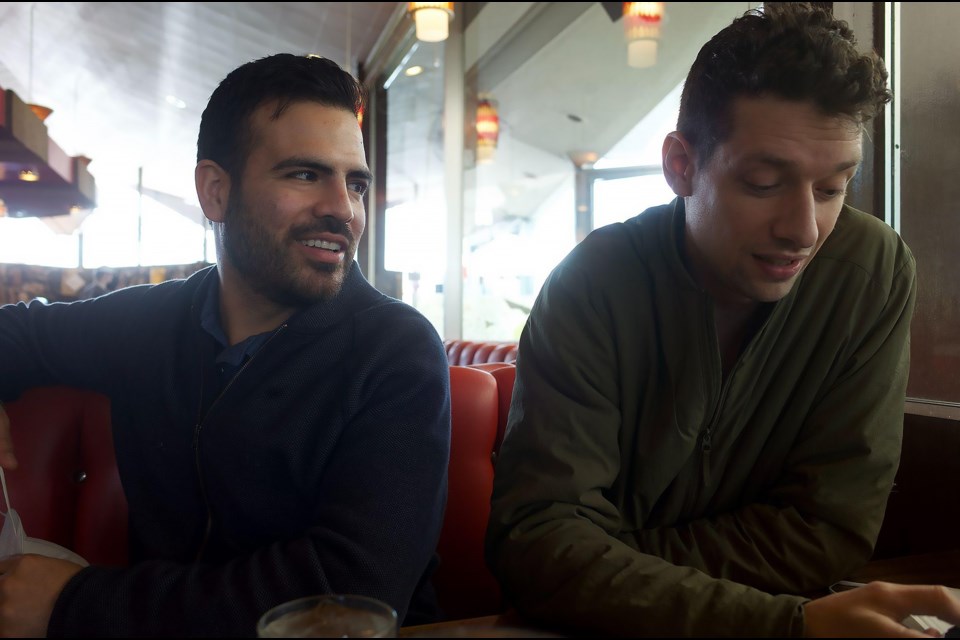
[0,54,451,637]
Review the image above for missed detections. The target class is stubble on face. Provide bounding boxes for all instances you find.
[682,97,862,309]
[221,186,357,308]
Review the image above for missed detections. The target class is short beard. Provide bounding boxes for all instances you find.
[220,189,356,307]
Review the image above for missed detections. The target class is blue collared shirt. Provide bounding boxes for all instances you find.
[200,278,274,388]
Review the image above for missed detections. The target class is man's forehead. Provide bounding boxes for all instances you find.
[719,98,864,169]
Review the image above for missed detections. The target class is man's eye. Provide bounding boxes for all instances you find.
[289,170,316,181]
[348,182,369,196]
[746,181,778,194]
[817,188,846,200]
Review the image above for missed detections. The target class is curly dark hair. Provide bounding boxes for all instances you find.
[677,3,892,164]
[196,53,365,180]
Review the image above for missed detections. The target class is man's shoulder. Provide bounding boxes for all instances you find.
[359,294,444,347]
[815,205,915,283]
[83,265,211,308]
[546,201,678,302]
[330,270,445,353]
[562,202,673,272]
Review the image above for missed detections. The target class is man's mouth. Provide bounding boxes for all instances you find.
[756,255,802,266]
[300,239,343,252]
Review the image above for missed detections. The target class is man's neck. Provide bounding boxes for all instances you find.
[217,269,295,346]
[713,300,768,379]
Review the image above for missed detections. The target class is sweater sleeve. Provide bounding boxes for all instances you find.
[485,257,809,638]
[46,307,452,637]
[0,287,155,399]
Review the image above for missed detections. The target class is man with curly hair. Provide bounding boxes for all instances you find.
[486,4,960,636]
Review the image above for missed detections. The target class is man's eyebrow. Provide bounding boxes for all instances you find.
[744,154,862,173]
[272,157,373,182]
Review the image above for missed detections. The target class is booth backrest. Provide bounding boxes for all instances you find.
[434,366,505,620]
[3,386,128,567]
[443,340,518,366]
[4,373,514,620]
[468,362,517,457]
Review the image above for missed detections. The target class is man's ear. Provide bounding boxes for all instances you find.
[195,160,231,224]
[662,132,696,197]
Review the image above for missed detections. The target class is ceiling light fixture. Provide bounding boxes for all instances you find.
[408,2,454,43]
[404,65,424,77]
[476,96,499,165]
[623,2,665,69]
[27,104,53,121]
[165,95,187,109]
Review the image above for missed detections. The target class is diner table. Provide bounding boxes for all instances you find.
[398,549,960,637]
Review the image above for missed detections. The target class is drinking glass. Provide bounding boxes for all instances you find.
[257,594,398,638]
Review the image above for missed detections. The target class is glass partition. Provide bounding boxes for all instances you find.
[458,2,760,340]
[383,38,449,337]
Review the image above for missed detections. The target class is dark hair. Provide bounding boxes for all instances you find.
[196,53,365,179]
[677,3,892,164]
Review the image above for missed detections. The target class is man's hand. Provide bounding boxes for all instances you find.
[805,581,960,638]
[0,404,17,470]
[0,554,83,637]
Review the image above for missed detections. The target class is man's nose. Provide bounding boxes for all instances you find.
[313,182,355,223]
[773,189,819,249]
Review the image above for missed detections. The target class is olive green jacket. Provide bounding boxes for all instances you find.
[485,200,917,637]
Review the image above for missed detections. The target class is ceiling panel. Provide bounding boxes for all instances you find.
[0,1,400,206]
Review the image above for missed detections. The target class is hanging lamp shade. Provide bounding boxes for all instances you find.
[476,97,499,165]
[408,2,454,43]
[0,87,96,217]
[623,2,665,68]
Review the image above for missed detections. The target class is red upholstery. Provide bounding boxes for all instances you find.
[434,366,504,620]
[488,342,518,364]
[469,362,517,456]
[444,339,468,366]
[3,386,128,567]
[456,341,484,366]
[443,339,519,366]
[471,342,498,365]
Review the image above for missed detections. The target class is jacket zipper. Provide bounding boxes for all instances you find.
[700,304,742,488]
[192,323,288,561]
[699,300,773,487]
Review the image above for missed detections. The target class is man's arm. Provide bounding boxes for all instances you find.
[0,294,451,637]
[486,261,806,636]
[486,243,918,636]
[630,255,918,594]
[40,313,451,637]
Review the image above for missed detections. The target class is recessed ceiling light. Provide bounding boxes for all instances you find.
[165,95,187,109]
[405,65,424,77]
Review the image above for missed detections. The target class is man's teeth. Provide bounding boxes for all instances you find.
[301,239,342,251]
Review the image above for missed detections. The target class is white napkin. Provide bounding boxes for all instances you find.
[0,467,24,558]
[0,467,88,566]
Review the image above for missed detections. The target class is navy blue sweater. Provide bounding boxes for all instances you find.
[0,263,451,637]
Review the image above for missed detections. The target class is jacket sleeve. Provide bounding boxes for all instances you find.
[485,258,811,638]
[629,253,917,594]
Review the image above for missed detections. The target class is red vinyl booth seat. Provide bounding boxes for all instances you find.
[435,366,505,620]
[443,340,518,366]
[469,362,517,457]
[3,371,517,620]
[3,386,128,567]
